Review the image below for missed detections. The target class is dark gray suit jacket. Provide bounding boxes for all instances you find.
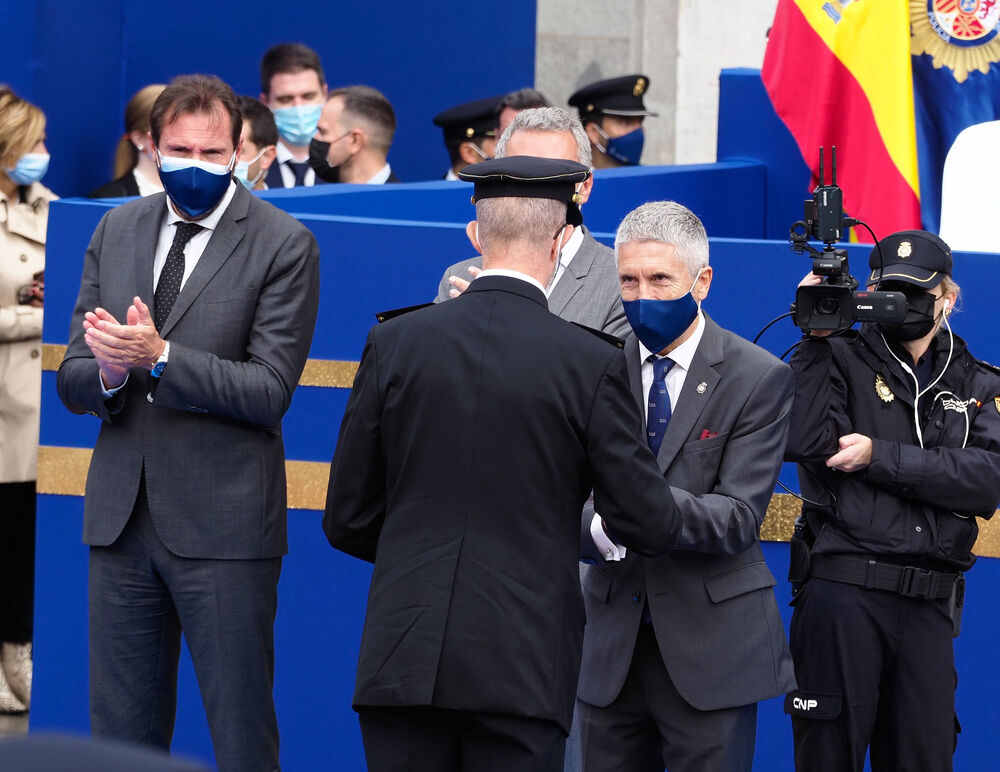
[578,315,797,711]
[434,228,630,338]
[57,185,320,559]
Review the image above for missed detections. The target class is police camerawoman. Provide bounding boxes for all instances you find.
[782,230,1000,772]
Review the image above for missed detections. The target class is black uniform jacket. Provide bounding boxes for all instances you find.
[323,275,681,732]
[786,325,1000,570]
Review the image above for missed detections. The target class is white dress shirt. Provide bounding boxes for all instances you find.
[547,226,584,295]
[591,310,706,561]
[132,167,163,197]
[473,268,547,296]
[154,181,238,291]
[367,164,392,185]
[275,141,316,187]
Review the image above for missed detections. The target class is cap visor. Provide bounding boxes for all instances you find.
[868,265,942,286]
[601,108,658,117]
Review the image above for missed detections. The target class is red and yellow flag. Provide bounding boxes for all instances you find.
[762,1,921,242]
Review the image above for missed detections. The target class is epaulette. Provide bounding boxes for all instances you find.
[571,322,625,349]
[975,358,1000,376]
[375,303,434,323]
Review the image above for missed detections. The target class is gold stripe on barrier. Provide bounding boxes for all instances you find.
[37,446,331,513]
[41,343,358,389]
[42,343,66,372]
[35,446,1000,558]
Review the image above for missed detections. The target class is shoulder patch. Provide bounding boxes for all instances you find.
[375,303,434,323]
[571,322,625,349]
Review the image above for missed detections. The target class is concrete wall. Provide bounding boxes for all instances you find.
[535,0,778,164]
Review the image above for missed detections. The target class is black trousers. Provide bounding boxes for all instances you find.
[786,577,958,772]
[0,480,36,643]
[358,705,566,772]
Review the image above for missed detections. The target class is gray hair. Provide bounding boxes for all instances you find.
[495,107,592,168]
[476,196,567,254]
[615,201,709,279]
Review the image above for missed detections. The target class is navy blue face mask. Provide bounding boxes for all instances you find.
[596,125,645,166]
[156,150,235,219]
[622,271,701,354]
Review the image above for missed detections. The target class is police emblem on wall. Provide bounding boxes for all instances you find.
[911,0,1000,83]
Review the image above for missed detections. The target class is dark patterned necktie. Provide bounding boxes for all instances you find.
[154,222,202,330]
[646,356,676,457]
[286,159,309,186]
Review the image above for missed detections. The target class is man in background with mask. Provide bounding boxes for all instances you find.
[576,201,795,772]
[259,42,328,188]
[56,74,320,772]
[433,107,630,339]
[236,96,278,191]
[309,85,398,184]
[568,74,655,169]
[432,95,502,180]
[784,231,1000,771]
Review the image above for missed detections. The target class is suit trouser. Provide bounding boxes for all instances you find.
[0,481,36,643]
[786,577,957,772]
[358,705,566,772]
[577,622,757,772]
[88,479,282,772]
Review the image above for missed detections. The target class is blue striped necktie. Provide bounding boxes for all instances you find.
[646,356,675,457]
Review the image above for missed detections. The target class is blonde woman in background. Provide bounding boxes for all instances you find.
[87,84,165,198]
[0,86,56,714]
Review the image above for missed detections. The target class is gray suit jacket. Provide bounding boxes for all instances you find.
[434,228,630,338]
[57,185,320,559]
[578,315,797,711]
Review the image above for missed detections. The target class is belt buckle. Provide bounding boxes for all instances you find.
[898,566,936,599]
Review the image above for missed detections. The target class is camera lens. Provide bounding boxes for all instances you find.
[817,297,840,315]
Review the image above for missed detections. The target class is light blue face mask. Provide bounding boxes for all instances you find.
[621,270,702,353]
[273,104,322,146]
[6,153,50,185]
[234,147,269,190]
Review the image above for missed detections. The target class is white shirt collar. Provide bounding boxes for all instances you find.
[638,310,706,370]
[558,227,584,269]
[164,180,238,231]
[474,268,547,296]
[445,168,460,181]
[367,163,392,185]
[275,141,308,163]
[133,167,163,197]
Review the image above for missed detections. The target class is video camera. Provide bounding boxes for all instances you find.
[790,147,906,331]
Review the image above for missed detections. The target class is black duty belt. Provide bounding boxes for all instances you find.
[811,555,960,600]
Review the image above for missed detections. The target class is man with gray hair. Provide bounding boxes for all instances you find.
[309,85,398,184]
[323,158,685,772]
[434,106,629,339]
[576,201,796,771]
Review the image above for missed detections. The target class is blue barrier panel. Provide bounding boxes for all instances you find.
[259,161,767,240]
[0,0,536,196]
[35,194,1000,770]
[717,68,813,241]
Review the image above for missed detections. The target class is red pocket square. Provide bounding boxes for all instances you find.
[700,430,718,440]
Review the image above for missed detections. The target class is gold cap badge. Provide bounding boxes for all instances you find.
[466,127,475,138]
[633,77,647,97]
[897,241,912,259]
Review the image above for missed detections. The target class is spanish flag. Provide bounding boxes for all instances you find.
[762,1,921,242]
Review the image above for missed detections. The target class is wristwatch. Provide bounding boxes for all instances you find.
[151,341,170,379]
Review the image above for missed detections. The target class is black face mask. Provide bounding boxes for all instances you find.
[877,290,937,342]
[308,137,340,183]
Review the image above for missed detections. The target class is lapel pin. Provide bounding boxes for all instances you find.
[696,381,707,394]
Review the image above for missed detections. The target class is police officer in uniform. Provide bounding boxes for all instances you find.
[432,96,504,180]
[567,74,656,169]
[783,230,1000,771]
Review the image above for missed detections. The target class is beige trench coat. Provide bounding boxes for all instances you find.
[0,182,56,482]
